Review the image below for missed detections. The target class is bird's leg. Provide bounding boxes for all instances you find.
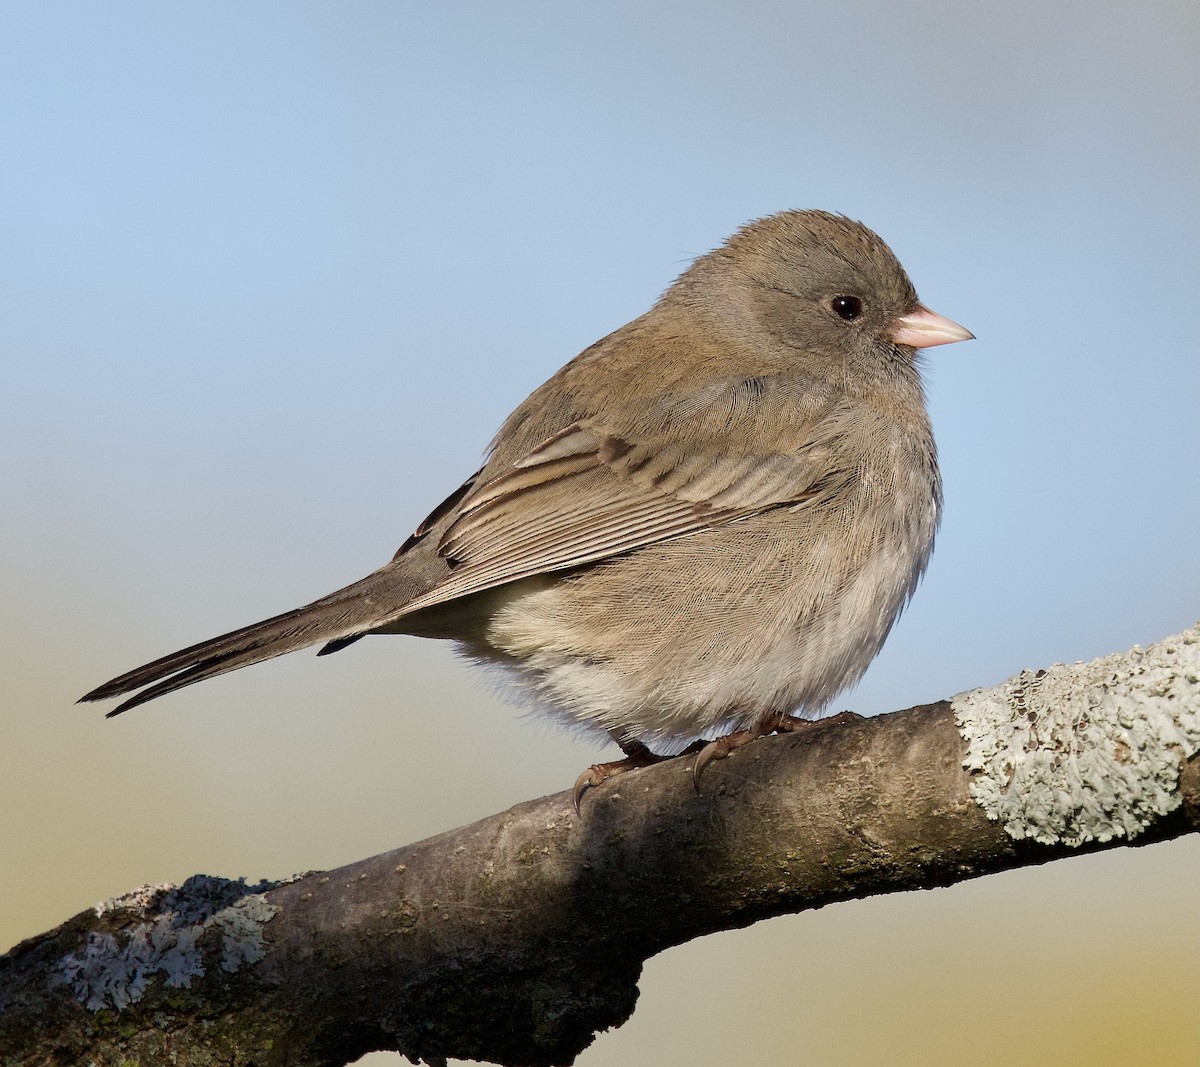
[573,736,707,813]
[692,709,864,787]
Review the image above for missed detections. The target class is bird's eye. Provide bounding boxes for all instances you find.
[830,295,863,321]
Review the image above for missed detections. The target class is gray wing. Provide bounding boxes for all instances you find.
[386,378,853,620]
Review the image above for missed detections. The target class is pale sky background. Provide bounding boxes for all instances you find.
[2,3,1198,1065]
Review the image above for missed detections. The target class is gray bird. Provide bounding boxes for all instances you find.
[82,210,972,805]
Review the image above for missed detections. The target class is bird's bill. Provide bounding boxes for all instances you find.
[888,305,974,348]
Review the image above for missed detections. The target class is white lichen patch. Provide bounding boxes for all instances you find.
[953,625,1200,846]
[212,893,278,972]
[57,875,282,1011]
[94,883,175,919]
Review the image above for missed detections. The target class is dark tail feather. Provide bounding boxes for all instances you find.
[317,633,365,656]
[80,565,418,716]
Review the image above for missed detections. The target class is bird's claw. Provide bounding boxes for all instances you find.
[572,740,668,813]
[571,764,609,813]
[691,729,756,789]
[691,710,865,788]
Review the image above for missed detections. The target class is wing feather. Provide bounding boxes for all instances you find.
[383,381,853,622]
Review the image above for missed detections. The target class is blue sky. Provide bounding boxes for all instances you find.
[2,4,1197,1065]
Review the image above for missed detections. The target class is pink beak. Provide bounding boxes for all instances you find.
[889,305,974,349]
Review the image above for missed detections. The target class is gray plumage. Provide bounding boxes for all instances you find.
[82,210,971,757]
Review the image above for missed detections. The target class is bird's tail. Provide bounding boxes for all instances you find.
[79,563,420,717]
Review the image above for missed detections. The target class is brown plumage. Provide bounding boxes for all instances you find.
[82,210,971,788]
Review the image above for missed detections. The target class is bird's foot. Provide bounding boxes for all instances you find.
[692,710,864,787]
[572,710,865,809]
[573,738,705,812]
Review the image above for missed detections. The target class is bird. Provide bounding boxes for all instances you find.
[81,210,973,807]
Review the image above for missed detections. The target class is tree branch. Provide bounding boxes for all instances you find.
[3,627,1197,1067]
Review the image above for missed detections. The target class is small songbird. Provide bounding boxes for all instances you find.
[82,211,972,805]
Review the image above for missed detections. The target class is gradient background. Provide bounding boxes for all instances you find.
[2,3,1198,1065]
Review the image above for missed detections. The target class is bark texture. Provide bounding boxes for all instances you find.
[3,658,1198,1066]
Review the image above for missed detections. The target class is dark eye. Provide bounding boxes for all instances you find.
[830,295,863,321]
